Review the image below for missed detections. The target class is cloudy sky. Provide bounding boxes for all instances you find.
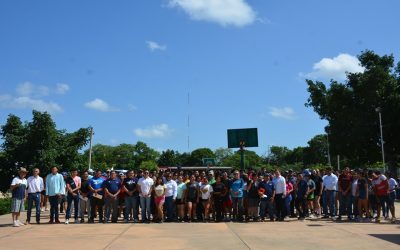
[1,0,399,154]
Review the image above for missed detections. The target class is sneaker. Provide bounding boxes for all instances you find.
[65,219,69,225]
[124,219,129,223]
[74,219,79,224]
[80,219,85,223]
[41,208,45,212]
[16,220,25,226]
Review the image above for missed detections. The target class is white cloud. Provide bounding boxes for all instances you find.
[302,53,365,80]
[134,124,173,138]
[146,41,167,52]
[168,0,256,27]
[0,95,62,113]
[16,82,49,97]
[55,83,70,94]
[84,98,119,112]
[128,104,138,111]
[269,107,296,120]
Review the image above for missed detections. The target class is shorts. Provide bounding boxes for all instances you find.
[201,198,210,203]
[11,198,24,213]
[175,199,185,205]
[376,195,389,206]
[388,192,396,206]
[154,196,165,205]
[118,198,125,206]
[187,197,198,203]
[307,194,315,201]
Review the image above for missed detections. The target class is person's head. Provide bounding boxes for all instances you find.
[109,170,116,179]
[374,170,381,176]
[143,170,150,178]
[18,167,28,178]
[222,172,228,179]
[352,171,358,179]
[127,170,134,178]
[166,172,173,181]
[252,174,258,181]
[32,168,40,176]
[119,172,125,180]
[326,167,332,176]
[216,175,222,183]
[203,177,209,184]
[177,175,183,183]
[51,166,58,174]
[297,173,303,180]
[274,169,281,177]
[82,170,89,180]
[190,175,196,183]
[156,176,163,185]
[95,169,102,178]
[344,167,350,174]
[70,169,78,177]
[233,171,240,180]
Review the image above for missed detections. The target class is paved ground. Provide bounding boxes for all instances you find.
[0,206,399,250]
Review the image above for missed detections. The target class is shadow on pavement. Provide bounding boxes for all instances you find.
[369,234,400,245]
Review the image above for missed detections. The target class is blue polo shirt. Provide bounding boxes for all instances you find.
[89,176,105,195]
[230,179,244,198]
[297,179,308,198]
[104,178,121,195]
[258,181,274,201]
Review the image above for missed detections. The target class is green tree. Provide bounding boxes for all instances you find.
[187,148,215,166]
[139,160,159,171]
[222,150,262,169]
[214,148,233,166]
[158,149,178,166]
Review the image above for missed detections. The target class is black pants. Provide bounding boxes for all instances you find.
[275,194,285,219]
[90,197,104,222]
[296,197,307,218]
[214,198,224,222]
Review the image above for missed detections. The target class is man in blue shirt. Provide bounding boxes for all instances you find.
[258,174,275,221]
[104,170,121,223]
[296,173,309,220]
[46,166,65,224]
[230,171,244,221]
[89,170,105,223]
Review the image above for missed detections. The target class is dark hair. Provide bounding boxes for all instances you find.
[326,167,332,171]
[156,176,164,185]
[70,168,78,172]
[96,169,102,173]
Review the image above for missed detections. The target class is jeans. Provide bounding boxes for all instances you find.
[27,193,41,222]
[49,196,59,221]
[231,197,244,220]
[275,194,285,219]
[66,194,80,220]
[90,196,104,222]
[124,196,138,221]
[339,192,352,217]
[324,190,336,216]
[285,194,292,217]
[140,196,152,221]
[351,196,358,217]
[104,196,119,222]
[214,198,224,221]
[259,199,274,219]
[165,196,175,220]
[79,196,91,220]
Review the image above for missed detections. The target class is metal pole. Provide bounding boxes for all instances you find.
[378,111,385,172]
[88,127,93,170]
[240,142,245,171]
[327,134,332,166]
[337,155,340,171]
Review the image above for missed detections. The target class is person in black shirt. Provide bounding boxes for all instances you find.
[123,170,139,223]
[311,170,323,217]
[247,174,260,221]
[212,175,227,222]
[80,170,91,223]
[65,169,81,224]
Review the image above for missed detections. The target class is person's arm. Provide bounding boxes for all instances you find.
[67,183,74,195]
[40,178,45,192]
[271,190,275,201]
[172,182,177,200]
[46,175,49,196]
[136,183,142,196]
[282,178,287,197]
[113,183,121,197]
[10,178,19,190]
[122,184,131,196]
[59,176,66,196]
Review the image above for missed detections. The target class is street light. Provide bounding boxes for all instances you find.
[375,107,385,172]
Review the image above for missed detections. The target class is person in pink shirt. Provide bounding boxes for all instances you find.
[285,177,294,218]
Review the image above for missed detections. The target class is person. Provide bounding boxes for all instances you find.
[258,174,275,221]
[311,170,323,217]
[200,177,213,221]
[164,173,177,222]
[284,176,294,219]
[88,170,105,223]
[10,167,28,227]
[154,177,166,223]
[79,170,91,223]
[118,173,126,219]
[273,169,287,221]
[296,173,309,220]
[230,171,245,222]
[185,175,199,222]
[40,175,48,212]
[212,175,226,222]
[356,171,369,222]
[373,171,389,223]
[46,166,66,224]
[337,167,352,220]
[26,168,44,224]
[387,172,397,222]
[247,174,260,221]
[222,172,232,221]
[65,169,81,224]
[176,175,187,222]
[322,167,338,218]
[138,170,154,223]
[103,170,121,223]
[123,170,139,223]
[304,172,315,218]
[351,171,359,220]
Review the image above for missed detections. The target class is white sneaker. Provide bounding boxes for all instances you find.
[41,208,45,212]
[16,220,25,226]
[13,221,20,227]
[65,219,69,225]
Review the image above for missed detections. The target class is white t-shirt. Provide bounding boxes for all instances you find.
[389,178,398,192]
[351,179,358,197]
[138,177,154,197]
[154,185,165,197]
[200,184,213,200]
[11,177,27,186]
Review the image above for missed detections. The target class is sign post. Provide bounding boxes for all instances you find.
[227,128,259,171]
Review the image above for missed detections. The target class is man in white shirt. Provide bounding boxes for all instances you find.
[322,167,338,218]
[138,170,154,223]
[273,169,287,221]
[164,173,177,222]
[26,168,44,224]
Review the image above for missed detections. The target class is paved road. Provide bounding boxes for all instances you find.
[0,209,399,250]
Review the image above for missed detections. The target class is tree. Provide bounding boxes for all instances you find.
[306,50,400,172]
[222,150,262,169]
[187,148,215,166]
[158,149,178,166]
[303,134,329,166]
[214,148,233,166]
[139,160,159,171]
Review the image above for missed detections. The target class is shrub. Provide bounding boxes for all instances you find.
[0,197,11,215]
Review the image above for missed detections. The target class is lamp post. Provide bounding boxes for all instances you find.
[375,108,385,172]
[326,133,332,166]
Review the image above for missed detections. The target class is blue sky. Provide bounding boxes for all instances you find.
[1,0,399,155]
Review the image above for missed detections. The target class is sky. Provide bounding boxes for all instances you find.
[1,0,399,155]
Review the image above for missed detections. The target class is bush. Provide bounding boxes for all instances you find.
[0,197,11,215]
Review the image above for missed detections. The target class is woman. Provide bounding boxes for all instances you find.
[185,175,199,222]
[285,176,294,219]
[153,177,166,223]
[40,175,48,212]
[200,178,213,221]
[212,175,227,222]
[176,175,187,222]
[357,171,369,222]
[247,174,260,222]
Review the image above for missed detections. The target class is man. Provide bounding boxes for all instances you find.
[123,170,139,223]
[311,170,323,217]
[296,173,309,220]
[230,171,244,222]
[164,173,177,222]
[373,171,389,223]
[337,167,353,220]
[89,170,105,223]
[258,174,275,221]
[273,169,287,221]
[138,170,154,223]
[322,167,338,218]
[79,170,91,223]
[304,172,316,218]
[65,169,81,224]
[10,167,28,227]
[26,168,44,224]
[46,166,66,224]
[103,170,121,223]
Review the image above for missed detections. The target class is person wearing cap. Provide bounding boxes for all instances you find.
[26,168,44,224]
[10,167,28,227]
[258,174,275,221]
[103,170,121,223]
[230,170,245,222]
[46,166,66,224]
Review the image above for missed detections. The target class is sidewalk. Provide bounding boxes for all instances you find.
[0,206,399,250]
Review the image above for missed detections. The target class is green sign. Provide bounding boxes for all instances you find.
[202,158,216,166]
[227,128,258,148]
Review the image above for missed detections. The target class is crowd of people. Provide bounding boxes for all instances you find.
[9,165,399,227]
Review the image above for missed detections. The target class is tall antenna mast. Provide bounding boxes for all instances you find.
[187,91,190,152]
